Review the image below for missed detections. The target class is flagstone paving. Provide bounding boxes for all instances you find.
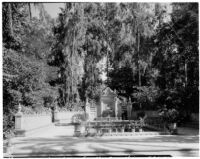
[6,125,199,157]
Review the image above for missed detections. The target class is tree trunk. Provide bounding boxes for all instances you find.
[40,4,46,24]
[106,47,109,76]
[71,27,76,103]
[184,62,187,88]
[71,3,76,104]
[28,3,32,20]
[138,30,141,87]
[8,3,13,37]
[137,26,142,109]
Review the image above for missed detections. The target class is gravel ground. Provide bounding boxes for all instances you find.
[4,125,199,157]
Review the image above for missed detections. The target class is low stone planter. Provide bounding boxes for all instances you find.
[97,129,101,134]
[169,123,178,135]
[74,123,86,136]
[135,127,139,132]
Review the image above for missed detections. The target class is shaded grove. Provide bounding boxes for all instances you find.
[3,3,198,137]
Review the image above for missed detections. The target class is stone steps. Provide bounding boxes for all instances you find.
[10,152,173,158]
[99,131,168,136]
[55,122,74,126]
[75,130,169,137]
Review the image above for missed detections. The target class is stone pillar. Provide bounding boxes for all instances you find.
[114,97,118,118]
[85,98,90,120]
[15,103,25,137]
[54,105,59,123]
[118,102,122,119]
[100,100,103,117]
[127,97,132,120]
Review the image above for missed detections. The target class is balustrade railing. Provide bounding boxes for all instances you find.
[95,117,122,121]
[82,116,165,135]
[144,117,164,131]
[86,119,143,132]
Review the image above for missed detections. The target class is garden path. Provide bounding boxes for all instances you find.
[6,125,199,157]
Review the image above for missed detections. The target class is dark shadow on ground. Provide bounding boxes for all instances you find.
[15,135,199,144]
[11,135,199,157]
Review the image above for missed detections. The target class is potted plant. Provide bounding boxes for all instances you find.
[131,123,135,132]
[139,116,146,132]
[139,125,143,132]
[95,122,102,135]
[167,109,179,134]
[127,124,131,132]
[73,113,88,137]
[121,125,125,133]
[159,107,179,134]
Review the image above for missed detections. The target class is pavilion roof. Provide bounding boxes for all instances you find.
[101,87,117,97]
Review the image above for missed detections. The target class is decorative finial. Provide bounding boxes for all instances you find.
[18,101,22,113]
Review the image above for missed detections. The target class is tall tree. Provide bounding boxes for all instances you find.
[151,3,198,113]
[49,3,87,106]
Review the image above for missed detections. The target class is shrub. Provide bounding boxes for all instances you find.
[43,95,54,108]
[159,107,179,123]
[137,111,146,119]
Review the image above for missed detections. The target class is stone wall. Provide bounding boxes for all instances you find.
[23,114,52,130]
[56,111,84,123]
[15,111,86,137]
[15,113,52,137]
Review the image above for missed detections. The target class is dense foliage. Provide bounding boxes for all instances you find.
[3,3,58,138]
[3,2,198,137]
[106,3,199,116]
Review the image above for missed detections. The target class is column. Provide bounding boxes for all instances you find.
[114,97,118,118]
[127,97,132,120]
[100,100,103,117]
[15,103,25,137]
[54,105,59,123]
[118,103,122,120]
[85,97,90,120]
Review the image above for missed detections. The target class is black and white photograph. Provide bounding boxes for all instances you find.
[2,0,199,158]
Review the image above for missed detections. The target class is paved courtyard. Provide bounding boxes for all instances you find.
[6,125,199,157]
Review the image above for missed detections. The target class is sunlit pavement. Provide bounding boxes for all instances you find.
[6,125,199,157]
